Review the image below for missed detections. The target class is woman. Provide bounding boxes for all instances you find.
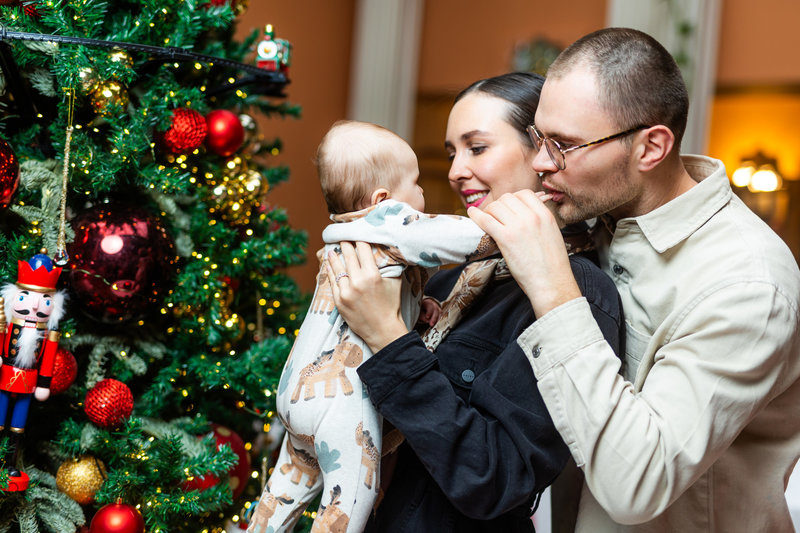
[327,72,623,532]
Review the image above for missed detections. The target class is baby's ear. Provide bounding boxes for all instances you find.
[370,188,391,206]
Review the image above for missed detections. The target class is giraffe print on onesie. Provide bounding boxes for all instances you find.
[249,200,496,533]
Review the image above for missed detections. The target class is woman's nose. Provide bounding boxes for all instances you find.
[448,153,471,182]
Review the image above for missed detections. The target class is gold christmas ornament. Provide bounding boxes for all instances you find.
[56,455,107,505]
[205,166,266,226]
[238,113,262,154]
[90,80,129,116]
[78,67,99,93]
[108,48,134,70]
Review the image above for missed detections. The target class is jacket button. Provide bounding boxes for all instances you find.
[461,369,475,383]
[532,346,541,358]
[613,263,624,275]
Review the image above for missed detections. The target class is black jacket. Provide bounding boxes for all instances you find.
[357,253,623,533]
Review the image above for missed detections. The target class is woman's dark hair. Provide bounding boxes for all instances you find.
[454,71,544,147]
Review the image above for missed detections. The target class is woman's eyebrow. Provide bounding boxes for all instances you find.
[460,129,489,141]
[444,129,491,150]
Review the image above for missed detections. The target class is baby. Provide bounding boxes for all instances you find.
[249,121,495,533]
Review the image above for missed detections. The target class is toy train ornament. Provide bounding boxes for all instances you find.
[256,24,291,74]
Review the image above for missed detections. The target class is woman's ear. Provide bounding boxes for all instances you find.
[369,188,391,206]
[637,125,674,172]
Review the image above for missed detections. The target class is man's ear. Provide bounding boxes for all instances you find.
[637,125,674,172]
[369,188,391,206]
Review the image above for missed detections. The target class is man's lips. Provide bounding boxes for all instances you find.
[542,183,565,202]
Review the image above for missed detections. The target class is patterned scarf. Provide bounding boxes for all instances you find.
[421,226,595,351]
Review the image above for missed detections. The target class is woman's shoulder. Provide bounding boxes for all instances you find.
[568,253,623,339]
[568,253,615,294]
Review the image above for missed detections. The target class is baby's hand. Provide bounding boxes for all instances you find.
[418,296,442,327]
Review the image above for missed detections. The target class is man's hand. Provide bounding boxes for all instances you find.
[468,190,582,317]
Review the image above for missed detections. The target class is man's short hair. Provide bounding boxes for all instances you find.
[548,27,689,150]
[315,120,405,214]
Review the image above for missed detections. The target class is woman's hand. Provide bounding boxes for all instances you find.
[326,241,409,352]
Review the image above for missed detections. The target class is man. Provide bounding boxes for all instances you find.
[470,28,800,532]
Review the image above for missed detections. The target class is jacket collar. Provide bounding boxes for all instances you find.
[618,155,732,253]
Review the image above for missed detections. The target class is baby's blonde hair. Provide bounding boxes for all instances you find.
[315,120,408,214]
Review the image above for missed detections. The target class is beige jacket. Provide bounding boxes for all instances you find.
[520,155,800,532]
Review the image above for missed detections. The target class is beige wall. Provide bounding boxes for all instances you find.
[716,0,800,85]
[418,0,608,93]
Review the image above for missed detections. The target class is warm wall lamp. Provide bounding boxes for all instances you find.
[731,150,783,192]
[730,150,790,231]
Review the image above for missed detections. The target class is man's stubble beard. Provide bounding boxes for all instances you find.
[550,151,634,226]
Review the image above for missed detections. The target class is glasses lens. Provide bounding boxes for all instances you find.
[527,125,542,150]
[544,139,566,170]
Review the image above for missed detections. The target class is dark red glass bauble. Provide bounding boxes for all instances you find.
[0,136,20,209]
[68,202,177,323]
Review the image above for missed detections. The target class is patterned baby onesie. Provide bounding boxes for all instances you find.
[248,200,495,533]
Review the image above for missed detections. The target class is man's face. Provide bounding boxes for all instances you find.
[12,288,54,323]
[531,66,643,224]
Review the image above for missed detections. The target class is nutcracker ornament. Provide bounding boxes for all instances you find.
[256,24,291,74]
[0,251,66,491]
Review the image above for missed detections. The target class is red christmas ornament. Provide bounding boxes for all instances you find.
[205,110,245,157]
[50,347,78,394]
[205,0,246,15]
[85,379,134,429]
[184,424,250,498]
[89,501,145,533]
[0,136,20,209]
[182,471,219,492]
[68,202,177,323]
[161,108,208,154]
[22,0,41,17]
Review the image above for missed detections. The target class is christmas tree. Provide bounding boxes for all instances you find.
[0,1,307,531]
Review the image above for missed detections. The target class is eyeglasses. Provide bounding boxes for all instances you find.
[526,124,649,171]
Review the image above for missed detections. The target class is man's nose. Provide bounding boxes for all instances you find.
[531,147,558,174]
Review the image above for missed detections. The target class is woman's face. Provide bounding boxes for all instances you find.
[445,93,538,210]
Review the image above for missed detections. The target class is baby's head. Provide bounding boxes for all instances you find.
[315,120,424,214]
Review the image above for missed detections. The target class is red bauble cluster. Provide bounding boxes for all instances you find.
[161,108,208,154]
[89,501,145,533]
[50,347,78,395]
[183,423,251,499]
[85,379,134,429]
[0,135,20,209]
[160,108,245,157]
[68,202,177,323]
